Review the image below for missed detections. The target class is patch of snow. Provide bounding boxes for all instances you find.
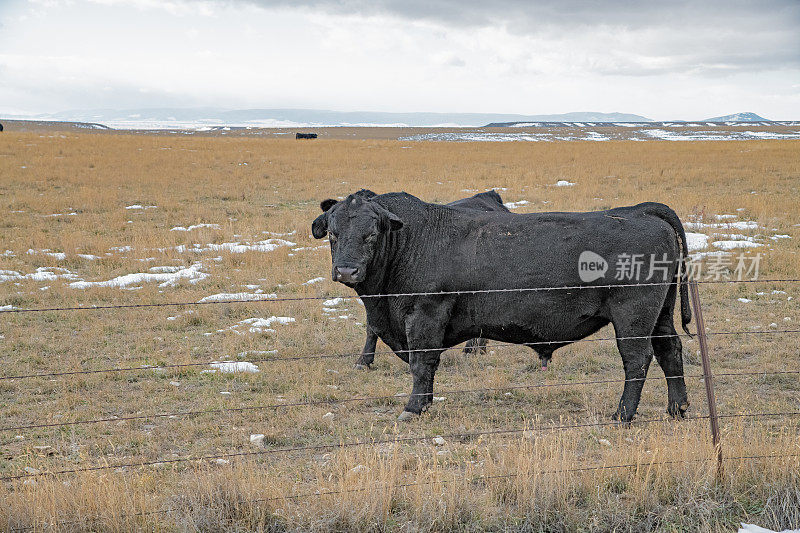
[110,245,134,253]
[125,204,157,210]
[231,316,295,334]
[149,265,183,273]
[738,523,800,533]
[738,298,752,303]
[170,223,221,232]
[503,200,530,209]
[209,361,260,373]
[77,254,99,260]
[303,277,325,285]
[70,262,208,289]
[198,292,276,303]
[323,298,343,306]
[174,238,295,254]
[712,240,763,250]
[30,249,66,260]
[685,221,760,231]
[685,232,709,251]
[555,180,575,187]
[0,267,80,283]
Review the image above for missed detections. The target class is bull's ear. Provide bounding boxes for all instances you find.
[320,199,338,212]
[376,208,403,232]
[387,211,403,231]
[311,213,328,239]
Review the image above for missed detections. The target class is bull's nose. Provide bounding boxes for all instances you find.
[335,266,358,283]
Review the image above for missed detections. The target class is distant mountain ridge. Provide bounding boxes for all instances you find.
[11,108,653,128]
[703,112,768,122]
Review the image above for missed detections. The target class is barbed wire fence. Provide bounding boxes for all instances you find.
[2,276,799,529]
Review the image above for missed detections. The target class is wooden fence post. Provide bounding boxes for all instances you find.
[688,280,724,479]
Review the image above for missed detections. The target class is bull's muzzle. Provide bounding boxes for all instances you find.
[334,266,360,283]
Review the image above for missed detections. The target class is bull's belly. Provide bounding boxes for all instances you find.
[444,307,610,347]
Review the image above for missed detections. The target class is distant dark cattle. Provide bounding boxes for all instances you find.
[336,189,511,369]
[0,123,4,132]
[296,132,317,139]
[312,191,692,422]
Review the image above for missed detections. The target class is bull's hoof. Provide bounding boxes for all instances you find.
[611,411,635,425]
[667,401,690,419]
[397,410,419,422]
[353,363,371,371]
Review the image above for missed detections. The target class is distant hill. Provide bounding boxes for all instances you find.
[9,108,653,128]
[703,112,769,122]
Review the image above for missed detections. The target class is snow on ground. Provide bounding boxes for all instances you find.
[303,277,325,285]
[170,223,221,232]
[0,267,80,283]
[198,292,276,303]
[228,316,295,334]
[323,298,343,306]
[125,204,157,210]
[208,361,260,373]
[739,523,800,533]
[503,200,530,209]
[148,266,183,273]
[555,180,575,187]
[685,220,760,231]
[174,238,295,254]
[27,249,66,260]
[685,232,709,251]
[642,129,800,141]
[712,240,763,250]
[70,263,208,289]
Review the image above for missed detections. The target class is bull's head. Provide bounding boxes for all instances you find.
[311,191,403,285]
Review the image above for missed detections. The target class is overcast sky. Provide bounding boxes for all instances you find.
[1,0,798,119]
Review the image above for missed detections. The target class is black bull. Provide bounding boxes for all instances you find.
[311,191,692,422]
[340,189,512,369]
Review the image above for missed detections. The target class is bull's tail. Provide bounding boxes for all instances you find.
[643,203,692,335]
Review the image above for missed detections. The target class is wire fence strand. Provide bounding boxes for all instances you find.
[4,410,799,482]
[4,368,800,433]
[2,328,799,382]
[1,277,798,315]
[12,451,800,532]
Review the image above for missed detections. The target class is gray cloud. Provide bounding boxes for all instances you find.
[215,0,800,74]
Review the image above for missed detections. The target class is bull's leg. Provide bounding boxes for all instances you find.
[397,301,450,421]
[612,334,654,422]
[398,348,443,419]
[463,338,487,357]
[354,325,378,369]
[652,308,689,418]
[535,347,554,370]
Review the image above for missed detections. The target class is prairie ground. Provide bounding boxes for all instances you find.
[0,130,799,531]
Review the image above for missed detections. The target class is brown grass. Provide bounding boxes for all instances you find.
[0,131,799,531]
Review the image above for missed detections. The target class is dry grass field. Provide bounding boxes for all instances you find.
[0,130,799,531]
